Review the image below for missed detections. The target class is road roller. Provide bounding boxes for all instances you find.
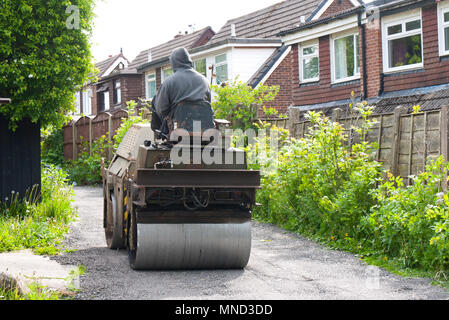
[102,114,260,270]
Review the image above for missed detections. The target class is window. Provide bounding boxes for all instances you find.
[299,42,319,83]
[215,53,228,84]
[75,92,81,114]
[194,59,207,77]
[104,91,110,111]
[146,73,156,100]
[383,12,423,72]
[332,32,360,82]
[114,80,121,105]
[82,89,92,115]
[438,3,449,56]
[162,68,173,82]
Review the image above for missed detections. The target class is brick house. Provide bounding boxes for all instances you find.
[257,0,449,116]
[75,52,142,115]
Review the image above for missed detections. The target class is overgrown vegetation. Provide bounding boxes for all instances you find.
[0,164,76,255]
[212,80,281,130]
[67,134,112,186]
[0,282,62,301]
[41,126,66,169]
[253,100,449,282]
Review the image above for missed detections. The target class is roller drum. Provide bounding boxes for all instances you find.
[129,222,252,270]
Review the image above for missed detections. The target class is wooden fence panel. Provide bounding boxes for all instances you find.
[288,106,449,185]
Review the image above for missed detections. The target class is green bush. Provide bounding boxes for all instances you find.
[67,134,112,186]
[364,157,449,272]
[0,164,76,255]
[212,80,280,130]
[254,99,449,278]
[254,104,382,242]
[41,126,66,168]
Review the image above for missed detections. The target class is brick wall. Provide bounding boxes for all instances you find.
[291,37,361,106]
[321,0,356,20]
[122,75,144,105]
[263,49,293,114]
[363,16,383,98]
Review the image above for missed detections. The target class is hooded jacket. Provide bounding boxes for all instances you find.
[154,47,211,118]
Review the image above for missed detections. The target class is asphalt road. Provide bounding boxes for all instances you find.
[52,186,449,300]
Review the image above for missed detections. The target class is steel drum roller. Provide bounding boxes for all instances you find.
[129,222,252,270]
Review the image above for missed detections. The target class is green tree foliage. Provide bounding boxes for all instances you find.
[212,80,280,130]
[0,0,96,130]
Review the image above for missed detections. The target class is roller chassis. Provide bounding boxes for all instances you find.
[102,123,260,270]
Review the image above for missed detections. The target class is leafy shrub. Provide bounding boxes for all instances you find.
[67,134,112,186]
[41,126,66,168]
[254,103,382,242]
[364,157,449,272]
[0,164,75,255]
[212,80,280,130]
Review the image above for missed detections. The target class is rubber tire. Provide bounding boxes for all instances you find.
[105,192,125,250]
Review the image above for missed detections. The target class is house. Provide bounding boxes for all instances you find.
[130,27,216,101]
[74,51,142,116]
[188,0,323,92]
[259,0,449,116]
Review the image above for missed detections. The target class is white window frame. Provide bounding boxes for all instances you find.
[299,40,319,83]
[114,80,121,105]
[382,9,424,74]
[330,30,360,84]
[438,1,449,57]
[194,58,207,77]
[75,92,81,114]
[104,91,110,111]
[215,53,228,84]
[82,89,92,115]
[161,67,173,83]
[146,73,156,100]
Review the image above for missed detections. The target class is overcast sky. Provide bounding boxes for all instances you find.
[91,0,283,63]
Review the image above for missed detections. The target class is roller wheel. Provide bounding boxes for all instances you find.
[105,192,125,249]
[128,205,138,269]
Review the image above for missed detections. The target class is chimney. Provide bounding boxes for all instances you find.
[175,32,183,38]
[300,16,306,24]
[108,54,113,58]
[147,49,152,62]
[231,24,236,37]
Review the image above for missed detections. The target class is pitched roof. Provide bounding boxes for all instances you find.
[94,53,129,77]
[129,27,215,70]
[209,0,323,44]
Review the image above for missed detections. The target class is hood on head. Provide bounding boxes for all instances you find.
[170,47,194,72]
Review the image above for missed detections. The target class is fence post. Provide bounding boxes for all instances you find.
[391,106,407,176]
[72,121,77,161]
[440,106,449,192]
[288,108,300,137]
[108,113,113,161]
[332,108,342,123]
[89,117,93,156]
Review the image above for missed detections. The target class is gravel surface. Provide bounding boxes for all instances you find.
[51,186,449,300]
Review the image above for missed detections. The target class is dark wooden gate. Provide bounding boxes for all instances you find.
[0,112,41,202]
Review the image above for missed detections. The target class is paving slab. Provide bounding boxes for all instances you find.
[0,250,78,295]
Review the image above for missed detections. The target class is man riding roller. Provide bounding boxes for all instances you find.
[151,47,215,137]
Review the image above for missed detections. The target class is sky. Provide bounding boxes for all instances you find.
[91,0,283,63]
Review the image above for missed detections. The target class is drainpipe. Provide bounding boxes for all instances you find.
[358,11,368,100]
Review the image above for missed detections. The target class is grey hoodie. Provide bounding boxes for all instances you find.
[154,48,211,117]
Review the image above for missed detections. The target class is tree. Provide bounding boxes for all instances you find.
[0,0,96,130]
